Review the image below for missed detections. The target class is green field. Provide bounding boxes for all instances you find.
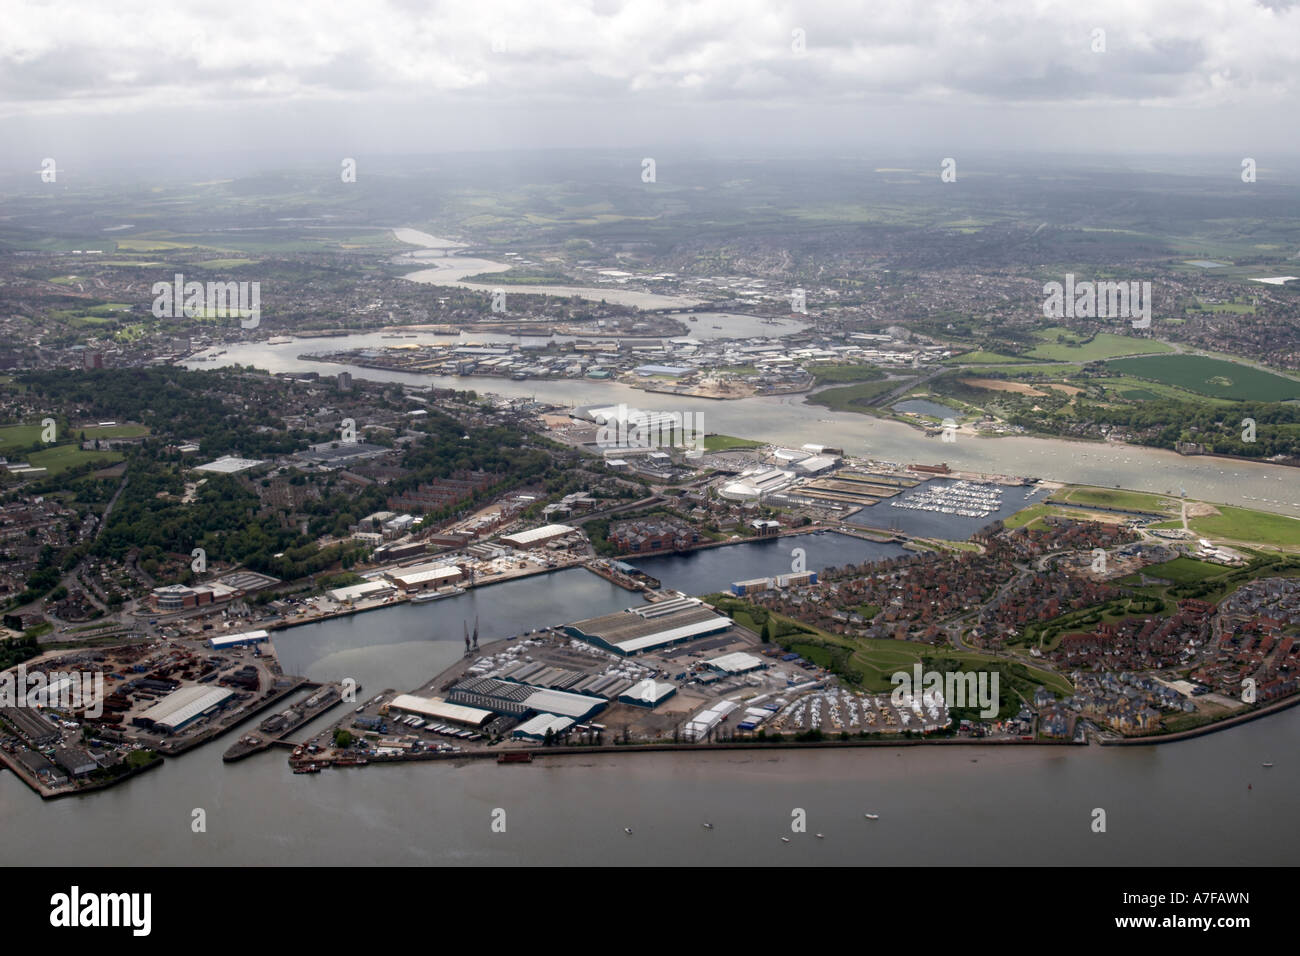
[809,364,888,385]
[703,434,764,451]
[944,350,1034,365]
[1188,506,1300,548]
[1134,557,1233,583]
[806,378,903,413]
[0,423,43,450]
[1105,355,1300,401]
[1027,329,1173,362]
[1053,486,1180,516]
[25,445,124,476]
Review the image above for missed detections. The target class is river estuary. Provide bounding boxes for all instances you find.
[11,228,1292,865]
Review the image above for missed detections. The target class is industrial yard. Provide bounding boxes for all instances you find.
[0,631,339,798]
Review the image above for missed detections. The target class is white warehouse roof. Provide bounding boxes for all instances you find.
[500,524,576,546]
[708,652,766,673]
[389,694,494,727]
[137,685,233,729]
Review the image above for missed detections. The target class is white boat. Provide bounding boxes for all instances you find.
[864,813,880,820]
[410,587,465,604]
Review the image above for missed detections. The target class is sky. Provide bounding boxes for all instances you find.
[2,0,1300,168]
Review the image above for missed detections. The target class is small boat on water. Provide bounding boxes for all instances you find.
[410,587,465,603]
[864,813,880,820]
[292,763,321,774]
[497,751,533,764]
[702,822,713,829]
[624,827,634,835]
[1262,762,1274,768]
[781,836,791,843]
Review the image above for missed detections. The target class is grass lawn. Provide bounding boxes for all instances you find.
[26,444,123,476]
[0,423,44,451]
[1105,355,1300,402]
[196,258,257,268]
[1135,557,1234,583]
[703,434,764,451]
[1027,329,1173,362]
[809,364,888,385]
[1053,486,1181,515]
[806,378,902,413]
[1188,506,1300,549]
[79,423,149,439]
[944,350,1034,365]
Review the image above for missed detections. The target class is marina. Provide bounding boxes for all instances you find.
[888,479,1006,519]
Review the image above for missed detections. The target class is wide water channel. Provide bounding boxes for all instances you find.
[3,543,1297,865]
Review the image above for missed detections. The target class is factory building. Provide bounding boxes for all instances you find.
[563,597,733,656]
[707,651,766,674]
[684,699,740,741]
[512,713,575,740]
[386,563,464,591]
[499,524,577,549]
[619,679,677,708]
[132,685,234,733]
[387,693,494,728]
[208,629,269,650]
[447,676,609,723]
[327,580,396,603]
[53,747,98,778]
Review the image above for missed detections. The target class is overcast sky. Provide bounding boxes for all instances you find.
[3,0,1299,169]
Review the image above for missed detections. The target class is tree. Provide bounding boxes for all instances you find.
[333,729,353,748]
[543,727,554,747]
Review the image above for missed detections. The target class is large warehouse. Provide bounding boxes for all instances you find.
[499,524,576,549]
[448,676,608,724]
[385,563,464,591]
[387,693,494,728]
[209,629,269,649]
[563,597,733,656]
[132,685,234,734]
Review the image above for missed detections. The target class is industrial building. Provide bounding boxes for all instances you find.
[684,699,740,740]
[447,676,608,723]
[208,629,269,650]
[619,679,678,708]
[512,713,575,740]
[563,597,734,656]
[385,563,464,591]
[132,685,234,733]
[707,651,766,674]
[499,524,577,549]
[53,746,97,778]
[387,693,494,728]
[327,580,396,603]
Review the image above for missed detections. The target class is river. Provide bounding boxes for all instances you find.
[186,333,1300,518]
[2,551,1295,865]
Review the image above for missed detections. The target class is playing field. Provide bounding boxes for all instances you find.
[1027,329,1173,362]
[1053,486,1180,515]
[1137,557,1233,583]
[1188,505,1300,548]
[1105,355,1300,401]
